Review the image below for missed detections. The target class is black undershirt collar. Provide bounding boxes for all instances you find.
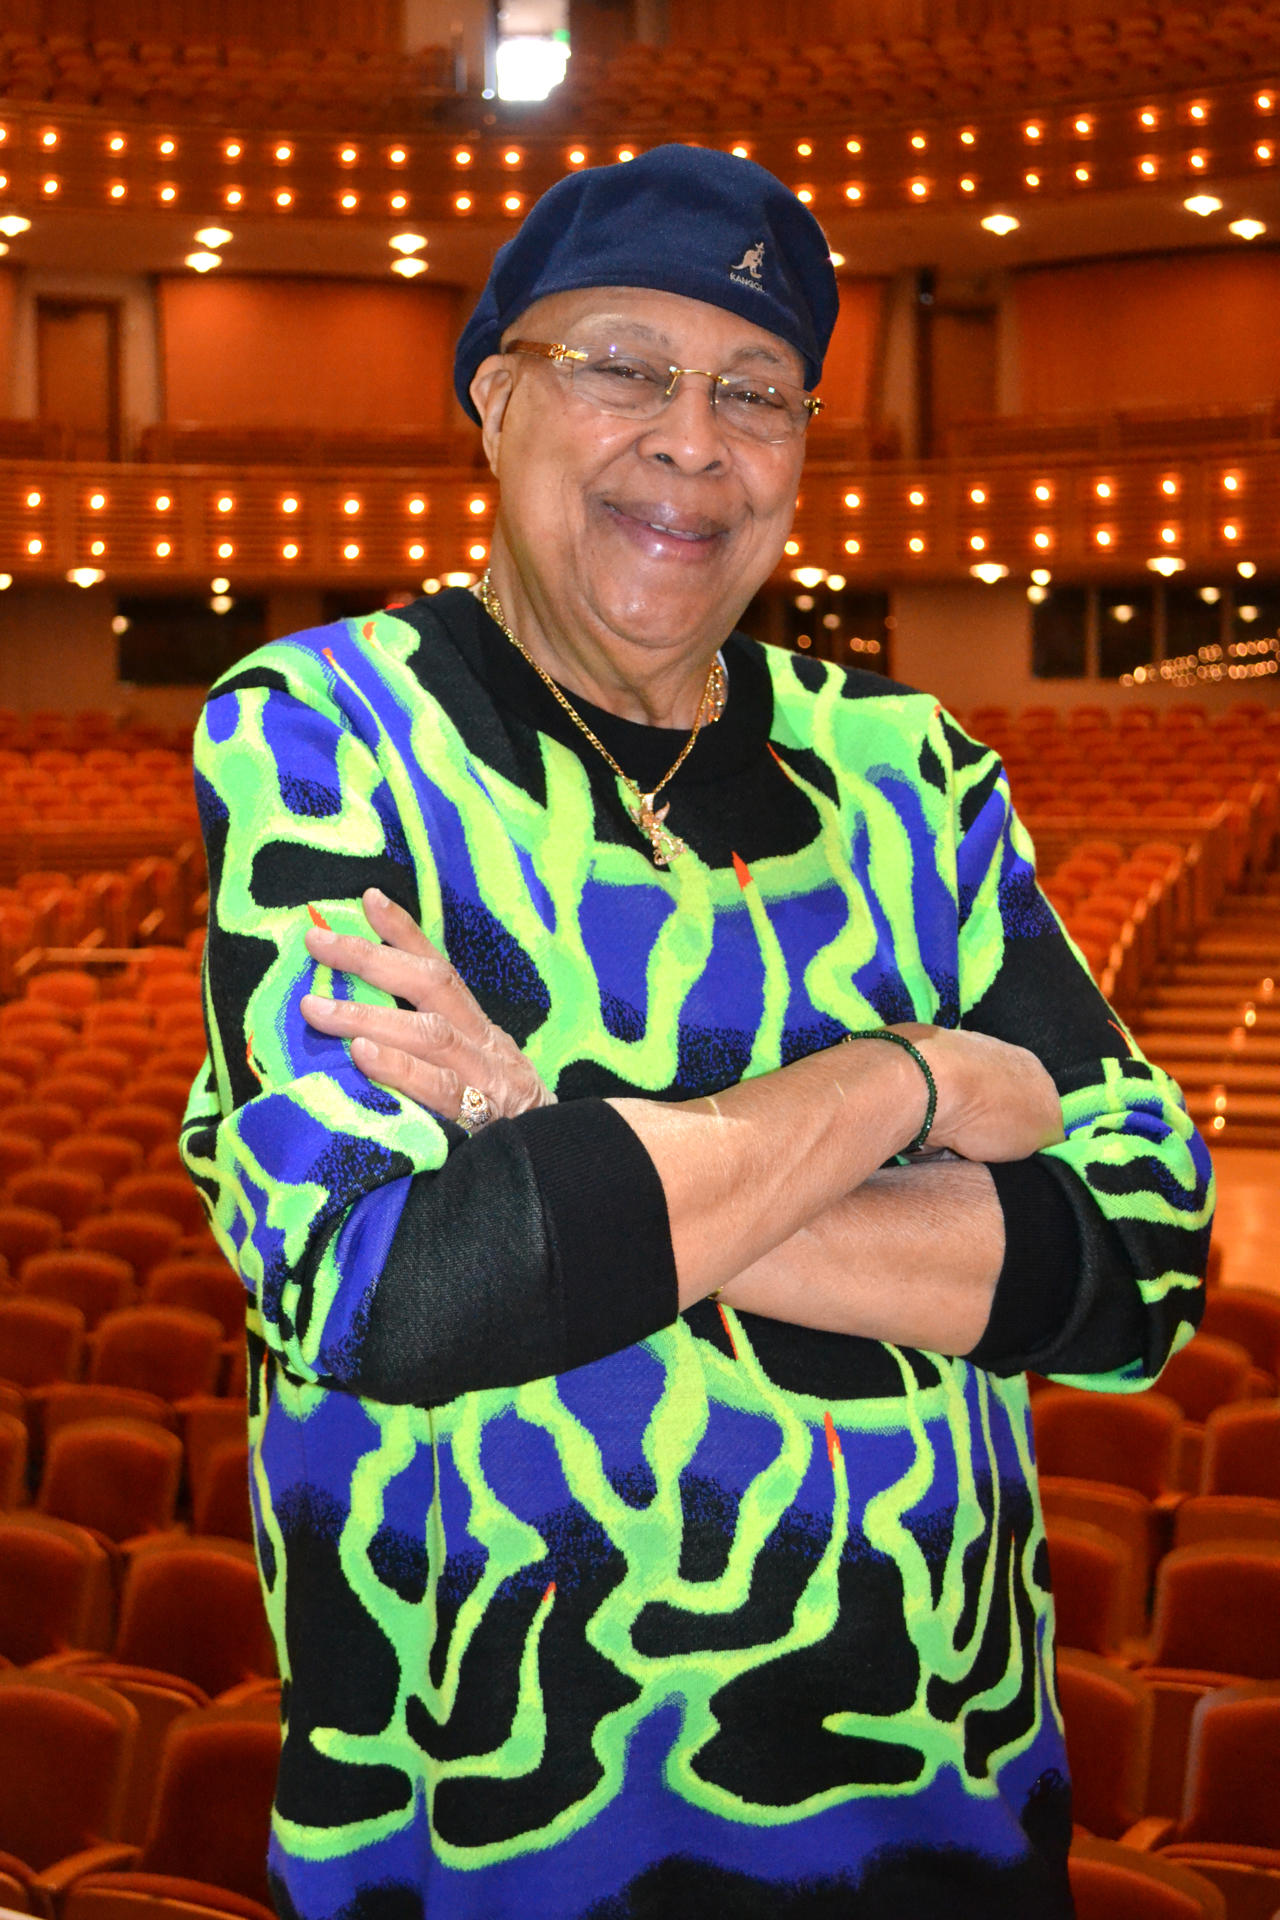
[392,586,775,793]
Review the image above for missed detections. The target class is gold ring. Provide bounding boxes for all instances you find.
[457,1085,493,1135]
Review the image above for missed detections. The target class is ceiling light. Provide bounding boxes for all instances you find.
[211,577,230,592]
[66,568,104,588]
[0,214,32,237]
[392,258,428,278]
[791,566,827,588]
[1238,560,1257,578]
[1184,194,1223,215]
[1031,569,1052,585]
[389,232,427,253]
[195,226,233,247]
[185,251,221,272]
[970,563,1008,583]
[829,251,846,266]
[1147,556,1185,575]
[1230,218,1267,239]
[981,212,1019,235]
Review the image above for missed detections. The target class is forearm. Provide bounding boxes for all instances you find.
[608,1038,931,1310]
[717,1157,1004,1355]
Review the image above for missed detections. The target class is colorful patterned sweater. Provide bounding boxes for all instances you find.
[181,589,1212,1920]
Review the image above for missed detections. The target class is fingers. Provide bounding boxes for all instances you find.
[349,1035,463,1123]
[302,891,491,1047]
[301,992,463,1064]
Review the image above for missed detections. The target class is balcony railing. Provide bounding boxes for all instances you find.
[5,438,1280,586]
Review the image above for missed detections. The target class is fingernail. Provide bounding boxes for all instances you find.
[352,1036,380,1061]
[366,887,388,909]
[308,926,337,948]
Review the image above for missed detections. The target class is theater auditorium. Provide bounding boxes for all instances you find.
[0,0,1277,1914]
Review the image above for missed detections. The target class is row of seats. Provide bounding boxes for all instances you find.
[0,1663,277,1916]
[0,30,450,126]
[544,2,1280,128]
[5,1,1280,130]
[0,711,191,755]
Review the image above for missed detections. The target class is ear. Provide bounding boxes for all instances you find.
[470,356,513,477]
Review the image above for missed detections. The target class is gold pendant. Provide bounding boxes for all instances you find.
[628,791,687,867]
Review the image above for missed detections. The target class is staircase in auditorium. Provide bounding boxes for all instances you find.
[1135,867,1280,1149]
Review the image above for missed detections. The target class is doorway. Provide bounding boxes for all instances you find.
[36,298,121,460]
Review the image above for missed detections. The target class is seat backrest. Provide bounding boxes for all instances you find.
[1173,1494,1280,1551]
[1068,1835,1226,1918]
[90,1305,223,1400]
[1201,1401,1280,1500]
[1177,1680,1280,1847]
[1056,1648,1154,1838]
[0,1294,85,1387]
[140,1704,280,1905]
[20,1249,136,1328]
[1199,1288,1280,1376]
[0,1669,136,1869]
[1149,1542,1280,1679]
[39,1417,184,1543]
[1032,1387,1182,1500]
[193,1438,252,1542]
[1156,1335,1254,1424]
[1039,1475,1153,1637]
[117,1537,272,1697]
[74,1209,184,1280]
[0,1512,114,1661]
[148,1258,244,1339]
[0,1411,26,1509]
[1044,1518,1128,1656]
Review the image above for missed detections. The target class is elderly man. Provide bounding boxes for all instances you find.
[183,146,1211,1920]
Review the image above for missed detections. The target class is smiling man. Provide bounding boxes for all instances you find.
[182,145,1211,1920]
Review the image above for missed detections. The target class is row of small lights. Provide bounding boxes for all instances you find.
[10,484,1277,571]
[1126,635,1280,684]
[9,486,492,569]
[0,92,1277,221]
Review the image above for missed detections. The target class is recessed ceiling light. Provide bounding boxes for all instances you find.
[981,212,1019,235]
[1183,194,1223,215]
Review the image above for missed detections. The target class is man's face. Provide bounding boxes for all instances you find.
[472,286,809,664]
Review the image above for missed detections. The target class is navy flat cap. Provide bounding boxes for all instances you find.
[453,143,839,422]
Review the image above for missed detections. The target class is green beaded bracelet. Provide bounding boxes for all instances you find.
[843,1029,938,1153]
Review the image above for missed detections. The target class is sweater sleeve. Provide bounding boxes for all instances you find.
[179,640,678,1407]
[941,715,1214,1388]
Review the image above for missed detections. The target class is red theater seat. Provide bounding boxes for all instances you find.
[0,1669,136,1904]
[1068,1836,1225,1918]
[1044,1517,1129,1655]
[1200,1402,1280,1501]
[53,1703,280,1920]
[0,1513,114,1662]
[0,1295,85,1388]
[90,1307,223,1401]
[1032,1388,1183,1502]
[21,1250,137,1329]
[74,1212,184,1281]
[39,1418,184,1543]
[1057,1649,1154,1838]
[1156,1336,1256,1424]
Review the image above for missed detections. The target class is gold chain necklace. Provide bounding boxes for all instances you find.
[477,570,726,867]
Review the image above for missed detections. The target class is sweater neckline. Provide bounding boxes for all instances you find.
[394,587,774,791]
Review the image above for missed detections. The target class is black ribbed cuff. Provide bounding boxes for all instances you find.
[966,1156,1082,1375]
[520,1099,678,1371]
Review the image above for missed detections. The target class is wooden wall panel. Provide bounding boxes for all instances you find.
[159,277,459,433]
[815,278,883,421]
[0,272,17,417]
[1014,254,1280,417]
